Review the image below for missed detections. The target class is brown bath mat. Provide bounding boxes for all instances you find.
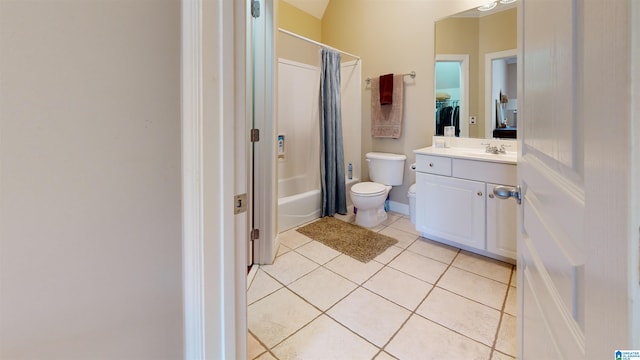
[296,217,398,263]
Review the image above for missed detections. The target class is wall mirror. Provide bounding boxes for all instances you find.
[435,2,517,139]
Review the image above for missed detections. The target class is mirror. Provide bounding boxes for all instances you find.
[435,3,517,139]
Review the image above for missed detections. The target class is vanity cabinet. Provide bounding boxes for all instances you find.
[415,153,517,261]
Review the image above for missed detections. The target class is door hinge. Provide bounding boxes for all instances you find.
[250,128,260,142]
[251,0,260,18]
[250,228,260,241]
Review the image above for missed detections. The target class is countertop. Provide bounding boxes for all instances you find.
[414,146,517,165]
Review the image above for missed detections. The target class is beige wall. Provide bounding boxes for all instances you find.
[279,0,322,41]
[321,0,488,205]
[0,1,183,358]
[277,1,322,66]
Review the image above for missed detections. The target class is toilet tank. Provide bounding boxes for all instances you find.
[366,152,407,185]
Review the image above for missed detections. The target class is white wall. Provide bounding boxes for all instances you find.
[0,1,183,358]
[277,59,321,193]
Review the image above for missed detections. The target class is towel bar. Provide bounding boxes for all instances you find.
[366,71,416,84]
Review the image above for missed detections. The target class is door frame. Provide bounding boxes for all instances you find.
[181,0,247,358]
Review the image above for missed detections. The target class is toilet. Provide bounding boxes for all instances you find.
[350,152,406,228]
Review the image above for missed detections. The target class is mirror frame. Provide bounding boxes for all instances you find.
[484,48,517,138]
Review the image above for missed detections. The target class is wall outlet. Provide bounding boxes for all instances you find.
[469,116,477,125]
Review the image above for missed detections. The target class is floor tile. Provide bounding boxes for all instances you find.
[288,267,357,311]
[388,251,448,284]
[375,351,398,359]
[248,288,321,348]
[373,245,403,265]
[504,286,517,316]
[334,212,355,224]
[378,226,418,249]
[492,350,516,360]
[452,251,512,284]
[261,251,319,285]
[255,352,277,360]
[324,254,383,284]
[416,287,501,346]
[495,313,517,357]
[295,240,341,265]
[276,243,291,258]
[278,229,312,250]
[381,212,402,226]
[387,216,420,236]
[438,267,508,310]
[368,223,386,232]
[385,315,492,360]
[407,237,459,264]
[248,332,267,360]
[328,288,410,347]
[364,266,433,311]
[247,269,283,305]
[272,315,379,360]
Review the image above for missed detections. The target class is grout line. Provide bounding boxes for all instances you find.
[378,248,462,355]
[489,264,516,358]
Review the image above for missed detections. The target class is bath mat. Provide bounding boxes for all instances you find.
[296,217,398,263]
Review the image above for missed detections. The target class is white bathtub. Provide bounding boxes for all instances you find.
[277,177,359,233]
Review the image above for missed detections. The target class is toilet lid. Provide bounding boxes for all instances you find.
[351,182,387,196]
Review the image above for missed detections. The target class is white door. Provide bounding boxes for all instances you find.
[517,0,585,357]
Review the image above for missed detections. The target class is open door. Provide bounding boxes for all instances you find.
[512,1,638,358]
[517,0,585,357]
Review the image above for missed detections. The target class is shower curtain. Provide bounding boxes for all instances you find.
[320,48,347,216]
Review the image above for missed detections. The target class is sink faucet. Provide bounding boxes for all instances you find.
[481,143,509,154]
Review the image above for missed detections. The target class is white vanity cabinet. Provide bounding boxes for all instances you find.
[414,151,517,262]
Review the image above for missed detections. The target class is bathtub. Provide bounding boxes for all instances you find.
[277,177,359,233]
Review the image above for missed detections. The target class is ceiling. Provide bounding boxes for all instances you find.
[281,0,516,22]
[282,0,329,19]
[453,1,517,18]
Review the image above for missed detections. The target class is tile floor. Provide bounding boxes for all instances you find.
[247,211,517,360]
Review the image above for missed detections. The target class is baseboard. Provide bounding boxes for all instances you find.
[389,201,410,216]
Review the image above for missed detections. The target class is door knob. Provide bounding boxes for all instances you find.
[493,185,522,204]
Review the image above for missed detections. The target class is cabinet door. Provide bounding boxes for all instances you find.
[415,173,485,249]
[486,183,517,259]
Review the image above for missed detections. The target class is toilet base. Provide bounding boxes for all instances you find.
[354,206,388,228]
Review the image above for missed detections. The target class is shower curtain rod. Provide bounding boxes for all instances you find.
[277,28,361,61]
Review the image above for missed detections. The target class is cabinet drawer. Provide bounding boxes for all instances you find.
[416,154,452,176]
[452,159,516,185]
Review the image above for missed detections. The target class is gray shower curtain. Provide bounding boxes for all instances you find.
[320,48,347,216]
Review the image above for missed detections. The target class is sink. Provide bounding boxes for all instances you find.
[461,151,516,160]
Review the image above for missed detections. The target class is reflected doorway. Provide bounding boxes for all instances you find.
[485,49,518,139]
[435,54,469,137]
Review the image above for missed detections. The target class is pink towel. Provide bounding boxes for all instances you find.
[371,74,404,138]
[379,73,393,105]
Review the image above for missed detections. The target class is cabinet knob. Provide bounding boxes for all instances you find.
[488,194,494,199]
[477,191,483,196]
[429,162,434,167]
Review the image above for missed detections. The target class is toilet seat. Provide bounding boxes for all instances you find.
[351,182,387,197]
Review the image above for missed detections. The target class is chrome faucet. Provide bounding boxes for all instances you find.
[481,143,509,154]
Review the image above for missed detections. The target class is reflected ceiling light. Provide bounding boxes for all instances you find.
[477,1,497,11]
[499,0,517,4]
